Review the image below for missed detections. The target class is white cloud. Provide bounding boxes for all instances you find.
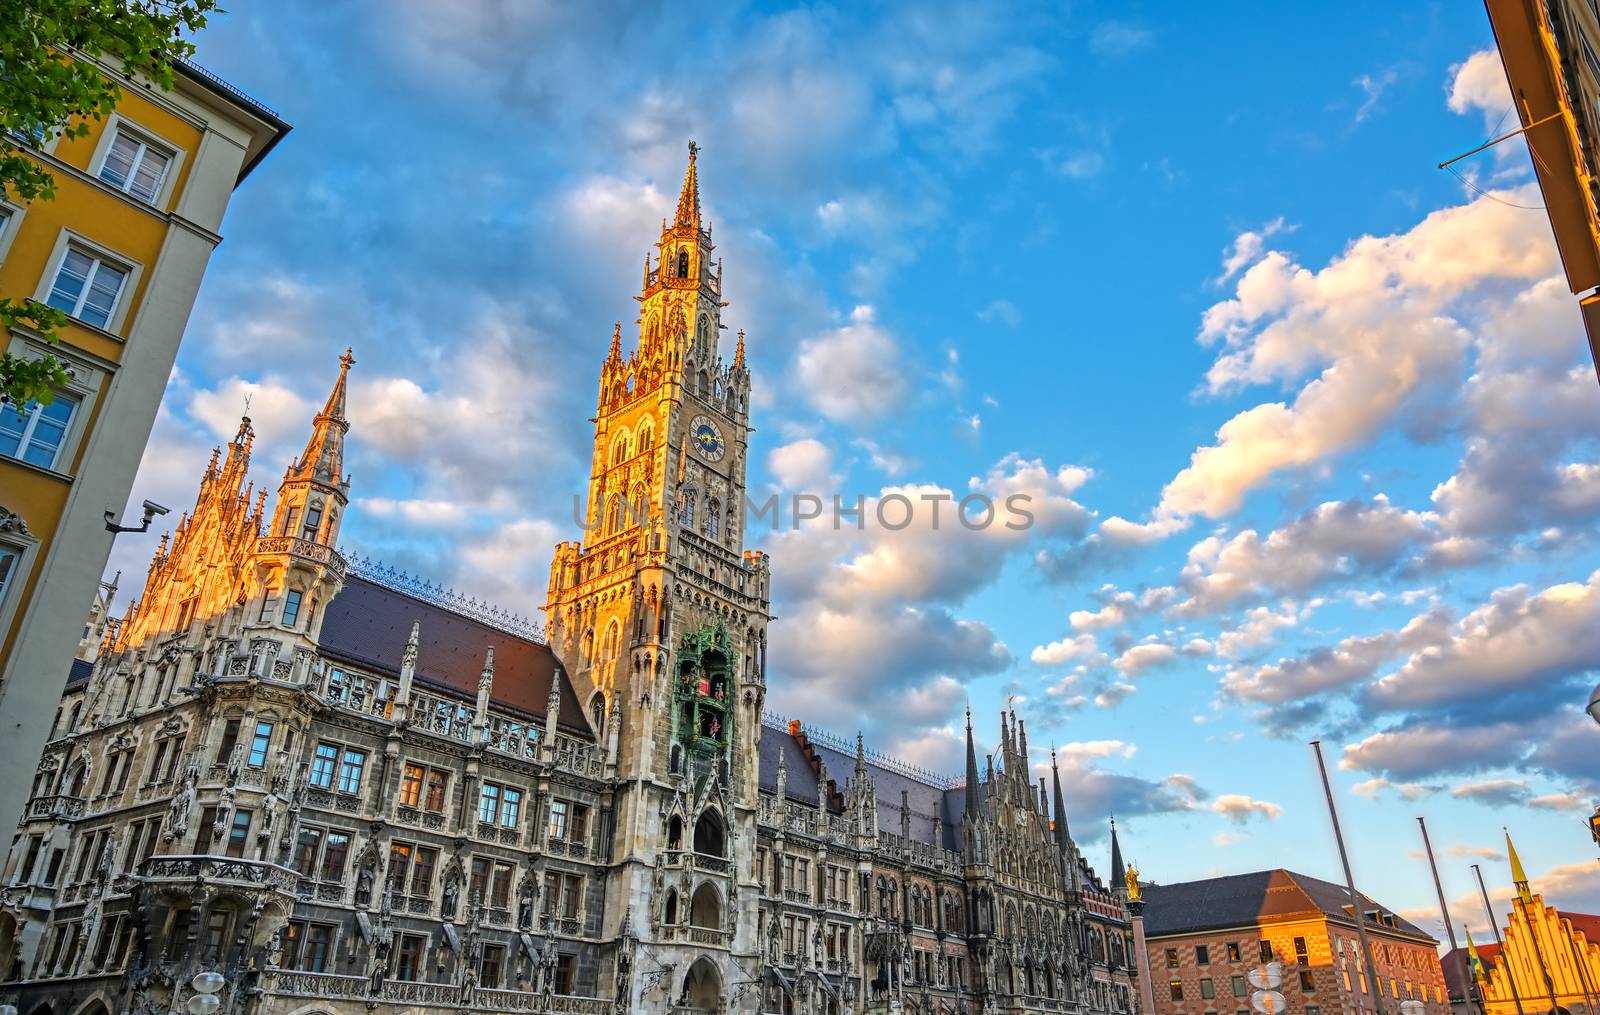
[1210,794,1282,823]
[1058,740,1137,764]
[1113,641,1178,677]
[768,438,836,493]
[1369,570,1600,708]
[1105,188,1558,536]
[1217,217,1290,284]
[1447,50,1514,131]
[793,305,911,423]
[1033,633,1099,666]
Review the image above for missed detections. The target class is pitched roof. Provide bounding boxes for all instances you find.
[1141,869,1434,942]
[319,575,593,738]
[756,722,965,851]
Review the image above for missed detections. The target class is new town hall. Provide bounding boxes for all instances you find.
[0,149,1143,1015]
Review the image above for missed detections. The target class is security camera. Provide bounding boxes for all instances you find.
[141,500,170,524]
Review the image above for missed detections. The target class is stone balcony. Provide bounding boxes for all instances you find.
[258,969,610,1012]
[25,794,84,821]
[136,855,299,897]
[254,535,347,578]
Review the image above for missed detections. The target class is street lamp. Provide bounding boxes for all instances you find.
[184,970,226,1014]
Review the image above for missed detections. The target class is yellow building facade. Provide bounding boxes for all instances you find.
[0,53,288,835]
[1465,840,1600,1015]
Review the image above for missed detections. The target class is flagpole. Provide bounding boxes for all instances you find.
[1473,863,1527,1015]
[1419,817,1477,1015]
[1563,920,1600,1015]
[1310,740,1385,1015]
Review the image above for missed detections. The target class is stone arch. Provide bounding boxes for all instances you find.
[692,808,725,856]
[69,999,112,1015]
[689,881,722,928]
[680,955,722,1010]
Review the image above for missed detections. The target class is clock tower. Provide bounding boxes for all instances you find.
[544,142,771,1010]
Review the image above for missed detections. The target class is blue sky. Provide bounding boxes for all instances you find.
[114,1,1599,938]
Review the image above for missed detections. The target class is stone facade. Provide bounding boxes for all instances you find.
[0,147,1138,1015]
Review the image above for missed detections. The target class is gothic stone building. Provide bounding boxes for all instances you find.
[0,147,1141,1015]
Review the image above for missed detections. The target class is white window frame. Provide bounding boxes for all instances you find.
[0,335,103,477]
[33,230,143,336]
[0,509,41,657]
[87,114,186,210]
[0,202,24,265]
[0,393,80,471]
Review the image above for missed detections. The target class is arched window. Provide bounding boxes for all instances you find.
[693,809,725,856]
[590,693,606,737]
[601,621,620,660]
[676,249,690,278]
[678,490,696,528]
[611,435,629,466]
[667,815,684,851]
[610,493,628,534]
[703,497,720,541]
[689,882,721,928]
[664,888,679,925]
[638,423,654,453]
[630,484,647,528]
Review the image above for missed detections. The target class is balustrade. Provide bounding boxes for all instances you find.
[140,855,298,894]
[26,795,84,820]
[254,535,347,578]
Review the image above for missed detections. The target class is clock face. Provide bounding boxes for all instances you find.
[690,415,725,462]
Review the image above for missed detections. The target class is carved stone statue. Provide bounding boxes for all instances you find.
[442,866,461,920]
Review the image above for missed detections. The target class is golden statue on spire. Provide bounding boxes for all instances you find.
[1125,861,1142,902]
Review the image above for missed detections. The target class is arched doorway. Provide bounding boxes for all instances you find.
[666,815,683,851]
[680,955,722,1011]
[692,809,724,856]
[689,882,721,929]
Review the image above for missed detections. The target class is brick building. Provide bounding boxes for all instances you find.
[1140,869,1446,1015]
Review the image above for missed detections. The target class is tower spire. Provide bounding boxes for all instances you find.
[1051,750,1070,851]
[1110,816,1126,887]
[675,140,701,229]
[289,348,354,487]
[1506,829,1533,905]
[964,705,981,817]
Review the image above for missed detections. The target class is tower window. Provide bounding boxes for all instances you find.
[678,490,695,528]
[703,497,721,541]
[302,504,323,542]
[282,590,303,627]
[677,250,690,278]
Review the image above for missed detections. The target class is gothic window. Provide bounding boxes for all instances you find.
[638,423,654,452]
[630,484,647,527]
[697,370,709,395]
[677,249,690,278]
[610,492,628,534]
[302,502,323,543]
[693,809,725,856]
[601,620,621,660]
[669,745,682,775]
[703,497,721,540]
[678,490,696,528]
[612,434,629,466]
[590,693,606,737]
